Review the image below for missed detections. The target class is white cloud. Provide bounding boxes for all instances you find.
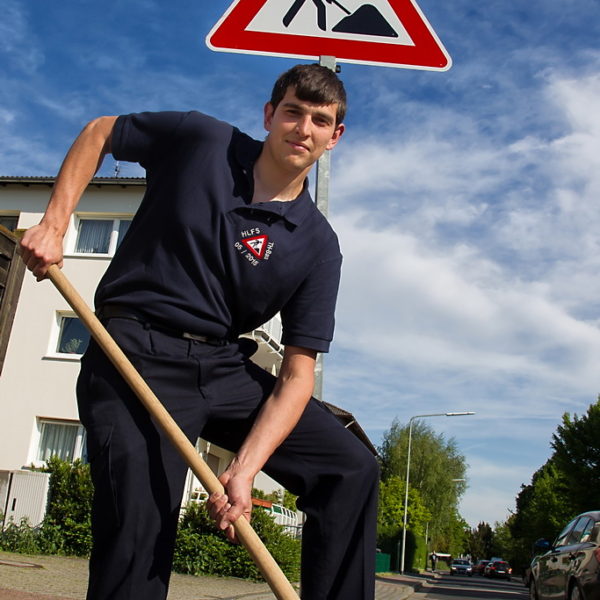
[324,64,600,525]
[331,210,600,391]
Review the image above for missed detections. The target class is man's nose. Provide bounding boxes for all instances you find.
[296,115,311,135]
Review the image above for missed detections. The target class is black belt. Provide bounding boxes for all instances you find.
[96,305,230,346]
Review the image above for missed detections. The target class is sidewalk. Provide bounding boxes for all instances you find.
[0,552,426,599]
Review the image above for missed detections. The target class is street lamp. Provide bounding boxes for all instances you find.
[400,411,475,574]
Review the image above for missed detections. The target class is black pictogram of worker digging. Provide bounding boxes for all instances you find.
[283,0,398,37]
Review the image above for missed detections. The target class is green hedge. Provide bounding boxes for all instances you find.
[0,458,301,583]
[173,501,301,582]
[0,457,93,556]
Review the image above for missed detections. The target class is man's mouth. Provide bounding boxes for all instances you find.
[288,140,309,152]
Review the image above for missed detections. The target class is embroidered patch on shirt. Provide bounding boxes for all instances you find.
[242,234,268,259]
[235,229,275,267]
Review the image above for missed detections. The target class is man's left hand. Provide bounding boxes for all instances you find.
[207,463,253,543]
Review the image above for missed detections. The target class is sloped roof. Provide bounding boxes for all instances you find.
[0,176,146,186]
[322,401,378,456]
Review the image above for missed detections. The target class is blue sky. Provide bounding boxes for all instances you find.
[2,0,600,528]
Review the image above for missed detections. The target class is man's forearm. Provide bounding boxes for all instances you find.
[233,374,314,478]
[208,347,316,539]
[43,116,117,234]
[20,116,117,279]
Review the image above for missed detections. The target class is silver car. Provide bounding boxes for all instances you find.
[529,510,600,600]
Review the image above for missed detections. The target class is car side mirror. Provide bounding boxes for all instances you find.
[534,538,551,551]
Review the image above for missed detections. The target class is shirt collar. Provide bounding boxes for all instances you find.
[232,129,314,228]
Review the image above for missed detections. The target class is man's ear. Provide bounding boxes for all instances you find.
[326,123,345,151]
[263,102,274,131]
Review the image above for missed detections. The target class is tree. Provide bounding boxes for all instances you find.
[491,517,516,564]
[551,400,600,514]
[378,476,430,539]
[503,398,600,575]
[377,475,430,571]
[466,521,494,562]
[379,419,468,555]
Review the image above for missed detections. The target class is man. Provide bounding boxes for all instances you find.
[21,64,378,600]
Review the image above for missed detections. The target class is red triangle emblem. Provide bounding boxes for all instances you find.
[242,234,268,259]
[207,0,451,71]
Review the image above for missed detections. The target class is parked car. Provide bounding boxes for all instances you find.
[484,560,512,580]
[450,558,473,576]
[529,510,600,600]
[472,559,490,575]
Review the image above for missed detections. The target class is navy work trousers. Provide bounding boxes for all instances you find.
[76,317,379,600]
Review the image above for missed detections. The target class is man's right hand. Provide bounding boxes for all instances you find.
[20,223,65,281]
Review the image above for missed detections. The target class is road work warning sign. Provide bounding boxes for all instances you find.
[207,0,452,71]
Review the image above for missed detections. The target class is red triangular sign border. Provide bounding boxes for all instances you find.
[242,234,268,259]
[206,0,451,71]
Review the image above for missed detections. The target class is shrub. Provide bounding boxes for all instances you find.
[40,456,93,556]
[173,528,232,576]
[0,458,92,557]
[174,501,301,582]
[0,516,40,554]
[1,458,301,583]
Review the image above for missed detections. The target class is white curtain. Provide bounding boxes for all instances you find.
[76,219,112,253]
[38,422,78,462]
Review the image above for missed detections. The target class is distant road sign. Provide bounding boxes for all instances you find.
[207,0,451,71]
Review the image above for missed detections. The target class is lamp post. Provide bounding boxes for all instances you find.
[400,411,475,574]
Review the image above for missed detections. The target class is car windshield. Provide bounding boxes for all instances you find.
[454,560,469,565]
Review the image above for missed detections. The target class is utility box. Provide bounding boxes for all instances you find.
[375,551,391,573]
[0,470,50,528]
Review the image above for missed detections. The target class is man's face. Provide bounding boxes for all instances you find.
[263,87,344,174]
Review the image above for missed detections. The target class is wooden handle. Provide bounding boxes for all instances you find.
[46,264,299,600]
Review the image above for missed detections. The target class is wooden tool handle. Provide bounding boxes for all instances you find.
[46,264,299,600]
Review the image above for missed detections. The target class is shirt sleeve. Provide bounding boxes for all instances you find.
[111,111,189,169]
[280,246,343,353]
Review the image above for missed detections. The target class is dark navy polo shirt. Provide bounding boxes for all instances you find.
[95,111,342,353]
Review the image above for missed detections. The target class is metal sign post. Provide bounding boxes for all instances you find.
[313,54,337,401]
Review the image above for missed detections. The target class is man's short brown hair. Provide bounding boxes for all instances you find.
[270,64,347,125]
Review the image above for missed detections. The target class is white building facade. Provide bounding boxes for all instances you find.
[0,176,287,525]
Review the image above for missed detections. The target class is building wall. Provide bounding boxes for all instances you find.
[0,182,142,469]
[0,180,286,505]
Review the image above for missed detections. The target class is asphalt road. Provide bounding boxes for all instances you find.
[409,572,529,600]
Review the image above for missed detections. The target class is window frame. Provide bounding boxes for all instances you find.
[0,214,19,232]
[568,516,594,545]
[30,418,87,467]
[67,214,132,257]
[554,517,579,548]
[45,312,91,361]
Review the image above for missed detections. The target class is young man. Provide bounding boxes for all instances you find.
[21,64,379,600]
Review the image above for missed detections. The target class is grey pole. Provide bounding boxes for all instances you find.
[313,55,337,400]
[400,412,475,573]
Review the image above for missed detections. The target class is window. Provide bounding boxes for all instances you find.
[57,316,90,355]
[569,517,593,544]
[0,215,18,231]
[37,420,87,463]
[74,217,131,255]
[555,517,578,547]
[580,520,598,543]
